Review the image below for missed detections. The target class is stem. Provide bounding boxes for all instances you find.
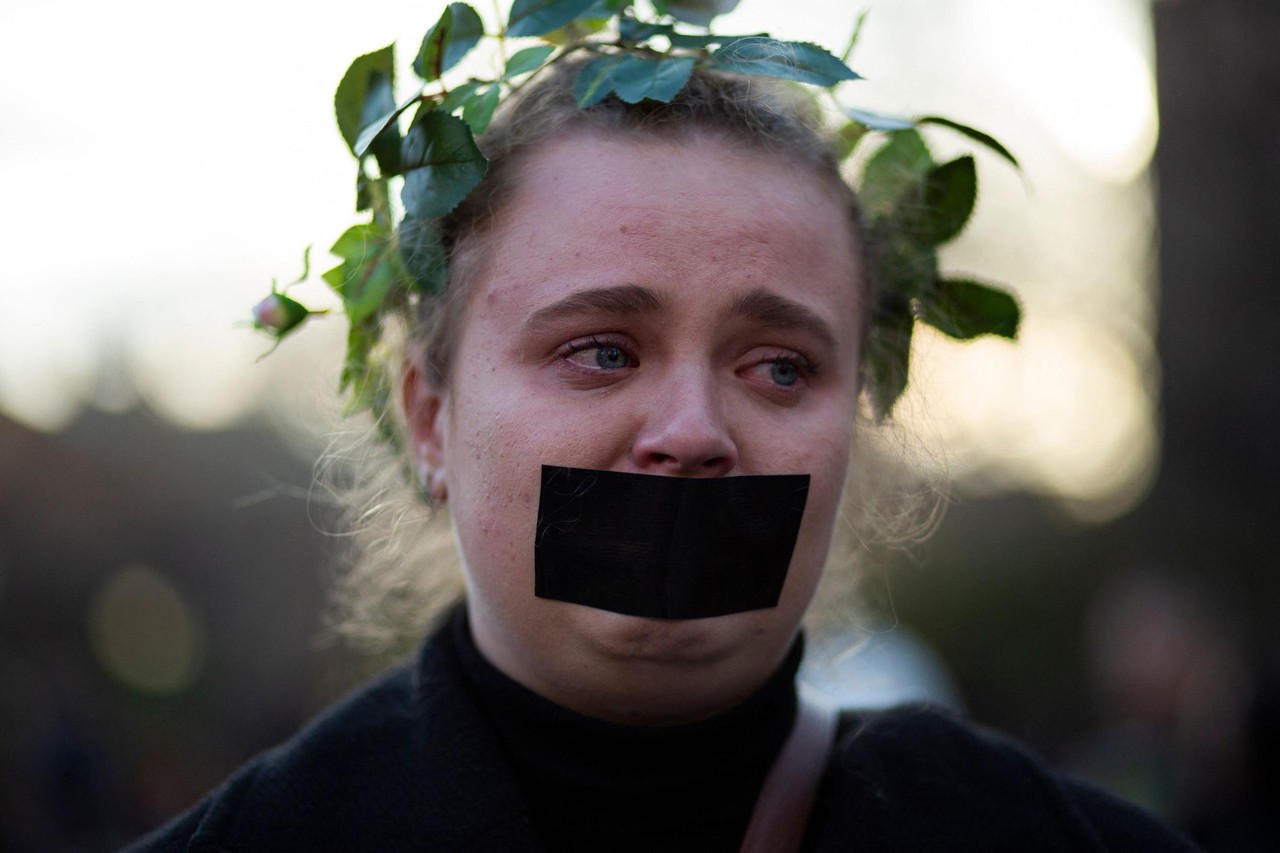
[490,0,508,67]
[840,9,868,64]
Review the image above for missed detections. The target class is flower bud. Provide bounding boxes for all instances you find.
[666,0,741,27]
[252,292,310,337]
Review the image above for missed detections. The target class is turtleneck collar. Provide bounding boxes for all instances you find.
[450,607,802,852]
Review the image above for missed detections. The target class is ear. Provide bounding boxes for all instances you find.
[401,351,448,476]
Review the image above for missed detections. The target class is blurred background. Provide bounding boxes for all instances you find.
[1,0,1276,848]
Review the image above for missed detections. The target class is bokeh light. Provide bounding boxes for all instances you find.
[88,564,206,696]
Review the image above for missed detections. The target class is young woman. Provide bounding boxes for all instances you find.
[129,62,1196,851]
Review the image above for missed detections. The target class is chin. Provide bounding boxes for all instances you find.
[565,602,790,666]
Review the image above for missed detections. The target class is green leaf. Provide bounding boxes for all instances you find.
[834,121,868,162]
[574,54,695,106]
[335,45,401,175]
[504,44,556,79]
[415,3,485,81]
[918,116,1020,170]
[666,0,741,27]
[708,38,860,87]
[845,106,915,132]
[668,30,748,48]
[354,87,424,162]
[399,217,448,296]
[440,80,483,113]
[859,128,933,217]
[344,357,394,422]
[356,172,390,213]
[618,18,671,44]
[919,278,1020,340]
[614,55,695,104]
[918,156,977,246]
[329,222,379,263]
[335,45,395,151]
[541,11,614,44]
[508,0,600,38]
[574,54,626,107]
[875,233,938,302]
[323,224,396,325]
[462,85,501,135]
[339,319,378,397]
[348,257,394,325]
[581,0,625,15]
[864,294,915,419]
[401,111,488,217]
[617,18,756,47]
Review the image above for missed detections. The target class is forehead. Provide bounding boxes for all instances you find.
[474,131,864,328]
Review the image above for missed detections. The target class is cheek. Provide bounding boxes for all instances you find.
[442,385,538,586]
[443,380,628,592]
[781,416,855,579]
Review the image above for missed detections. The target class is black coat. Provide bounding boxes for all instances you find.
[126,620,1198,852]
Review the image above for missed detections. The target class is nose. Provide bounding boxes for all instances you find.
[631,368,738,477]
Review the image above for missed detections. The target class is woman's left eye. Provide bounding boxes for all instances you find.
[746,353,812,391]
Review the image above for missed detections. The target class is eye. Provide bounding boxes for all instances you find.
[559,336,637,372]
[768,359,800,387]
[592,344,631,370]
[741,350,817,396]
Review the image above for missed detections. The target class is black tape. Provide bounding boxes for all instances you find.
[534,466,810,619]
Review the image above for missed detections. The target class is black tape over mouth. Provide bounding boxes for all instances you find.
[534,465,810,619]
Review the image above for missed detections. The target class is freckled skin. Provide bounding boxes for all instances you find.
[405,131,865,725]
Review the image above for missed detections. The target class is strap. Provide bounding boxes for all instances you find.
[739,685,839,853]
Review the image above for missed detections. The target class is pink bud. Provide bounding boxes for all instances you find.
[253,294,288,329]
[251,291,309,336]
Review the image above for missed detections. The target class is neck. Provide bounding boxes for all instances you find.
[452,608,803,849]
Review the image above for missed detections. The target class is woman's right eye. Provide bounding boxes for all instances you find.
[559,337,636,372]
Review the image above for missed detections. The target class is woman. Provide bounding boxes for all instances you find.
[130,56,1195,852]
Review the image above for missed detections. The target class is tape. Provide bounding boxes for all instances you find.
[534,465,810,619]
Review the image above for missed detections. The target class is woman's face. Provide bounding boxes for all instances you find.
[407,131,865,723]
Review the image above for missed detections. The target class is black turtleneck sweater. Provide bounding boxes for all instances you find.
[127,604,1201,852]
[452,609,799,852]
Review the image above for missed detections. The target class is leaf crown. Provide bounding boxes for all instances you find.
[252,0,1021,443]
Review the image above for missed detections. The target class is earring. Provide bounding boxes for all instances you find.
[429,470,448,505]
[417,459,448,505]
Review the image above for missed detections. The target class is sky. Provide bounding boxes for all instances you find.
[0,0,1160,519]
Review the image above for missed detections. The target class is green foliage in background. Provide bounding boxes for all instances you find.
[253,0,1020,430]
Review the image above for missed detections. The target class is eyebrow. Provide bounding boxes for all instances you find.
[525,284,668,329]
[728,288,838,351]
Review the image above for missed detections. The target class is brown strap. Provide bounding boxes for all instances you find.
[739,686,839,853]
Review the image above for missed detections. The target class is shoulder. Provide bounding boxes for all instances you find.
[123,663,421,852]
[811,704,1200,852]
[123,627,539,853]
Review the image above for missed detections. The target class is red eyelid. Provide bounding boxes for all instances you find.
[561,333,629,350]
[752,347,816,372]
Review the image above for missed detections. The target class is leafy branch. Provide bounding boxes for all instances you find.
[251,0,1022,424]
